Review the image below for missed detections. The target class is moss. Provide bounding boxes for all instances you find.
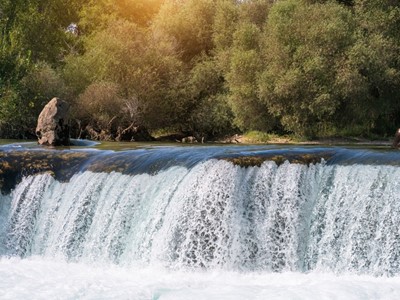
[0,150,92,193]
[224,156,268,167]
[88,162,128,174]
[223,153,332,167]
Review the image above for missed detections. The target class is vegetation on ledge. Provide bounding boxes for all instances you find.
[223,153,334,168]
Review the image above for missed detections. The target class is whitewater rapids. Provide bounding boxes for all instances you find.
[1,258,400,300]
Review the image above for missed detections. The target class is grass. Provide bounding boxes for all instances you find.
[241,131,303,144]
[242,131,270,143]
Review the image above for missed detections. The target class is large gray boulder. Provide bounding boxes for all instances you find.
[36,97,70,146]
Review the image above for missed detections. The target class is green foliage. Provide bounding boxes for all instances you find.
[0,0,84,137]
[259,0,356,136]
[330,0,400,135]
[184,57,235,136]
[1,0,400,140]
[75,82,124,131]
[152,0,216,63]
[226,22,275,131]
[21,62,67,103]
[213,0,239,52]
[243,130,270,143]
[239,0,274,28]
[79,0,163,33]
[65,19,185,129]
[1,0,87,64]
[0,62,67,138]
[336,34,400,132]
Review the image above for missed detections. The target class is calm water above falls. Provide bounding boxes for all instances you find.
[1,142,400,299]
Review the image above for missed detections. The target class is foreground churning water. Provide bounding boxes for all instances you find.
[1,143,400,299]
[2,258,400,299]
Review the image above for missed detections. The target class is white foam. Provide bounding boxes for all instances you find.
[3,162,400,275]
[0,257,400,300]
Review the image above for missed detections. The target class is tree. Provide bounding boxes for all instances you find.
[0,0,86,137]
[335,0,400,135]
[183,56,234,137]
[0,0,87,65]
[226,23,275,131]
[152,0,216,63]
[0,62,66,138]
[239,0,274,28]
[258,0,356,136]
[79,0,163,33]
[63,20,185,130]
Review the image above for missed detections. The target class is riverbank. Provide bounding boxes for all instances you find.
[213,132,391,147]
[0,135,392,148]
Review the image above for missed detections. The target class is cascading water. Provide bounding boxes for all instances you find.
[2,157,400,275]
[2,143,400,299]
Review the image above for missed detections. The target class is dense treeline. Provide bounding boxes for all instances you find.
[1,0,400,140]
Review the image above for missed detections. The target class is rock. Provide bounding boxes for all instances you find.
[393,128,400,148]
[182,136,198,143]
[115,124,155,142]
[156,133,186,142]
[36,98,70,146]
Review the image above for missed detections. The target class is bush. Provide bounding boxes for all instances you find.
[75,82,125,132]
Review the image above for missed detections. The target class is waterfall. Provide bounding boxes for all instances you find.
[1,159,400,276]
